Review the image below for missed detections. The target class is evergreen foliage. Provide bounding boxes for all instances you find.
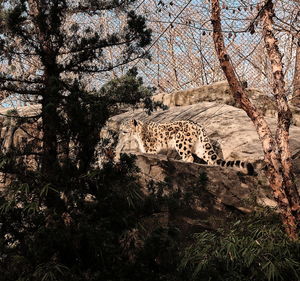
[99,67,167,114]
[0,1,299,280]
[181,210,300,281]
[0,154,183,281]
[0,0,153,179]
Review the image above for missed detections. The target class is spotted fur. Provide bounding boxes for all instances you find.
[116,119,254,175]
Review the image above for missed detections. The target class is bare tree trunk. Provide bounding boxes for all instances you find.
[261,0,300,227]
[292,39,300,107]
[28,0,60,180]
[210,0,299,239]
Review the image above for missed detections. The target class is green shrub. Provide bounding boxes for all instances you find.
[180,210,300,281]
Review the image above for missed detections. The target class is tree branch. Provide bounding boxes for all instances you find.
[210,0,299,239]
[0,85,42,96]
[261,0,300,223]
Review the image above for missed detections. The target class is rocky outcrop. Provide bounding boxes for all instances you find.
[153,80,300,125]
[0,105,41,155]
[0,81,300,214]
[0,105,42,186]
[136,153,274,210]
[100,98,300,221]
[105,101,300,165]
[103,101,300,206]
[153,81,239,107]
[130,153,276,232]
[153,81,278,116]
[1,81,299,159]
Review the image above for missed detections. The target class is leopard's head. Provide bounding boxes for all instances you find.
[120,119,143,136]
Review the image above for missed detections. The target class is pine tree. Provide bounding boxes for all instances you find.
[0,2,168,280]
[0,0,152,181]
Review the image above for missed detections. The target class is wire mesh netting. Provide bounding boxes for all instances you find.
[130,0,299,95]
[1,0,298,107]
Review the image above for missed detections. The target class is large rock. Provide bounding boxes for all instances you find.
[0,105,41,153]
[0,105,42,188]
[0,81,299,198]
[103,101,300,196]
[153,80,300,125]
[135,153,274,210]
[130,153,276,232]
[0,83,298,233]
[106,101,300,164]
[153,81,238,107]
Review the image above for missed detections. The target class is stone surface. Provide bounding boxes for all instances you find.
[0,104,41,153]
[135,153,272,210]
[153,80,300,125]
[104,100,300,198]
[0,81,299,214]
[153,81,238,107]
[291,105,300,126]
[0,105,42,175]
[132,153,275,232]
[153,81,277,116]
[106,101,300,165]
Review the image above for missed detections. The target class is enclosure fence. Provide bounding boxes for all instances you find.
[130,0,298,95]
[1,0,298,107]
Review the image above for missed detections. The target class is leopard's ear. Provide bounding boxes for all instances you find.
[133,119,138,127]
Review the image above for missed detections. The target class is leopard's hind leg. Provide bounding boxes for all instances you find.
[194,138,218,165]
[174,133,194,163]
[194,136,254,175]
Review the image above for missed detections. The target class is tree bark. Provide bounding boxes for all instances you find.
[41,76,60,178]
[261,0,300,226]
[292,39,300,107]
[28,0,60,179]
[210,0,299,239]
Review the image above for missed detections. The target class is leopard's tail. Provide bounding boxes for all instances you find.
[215,158,255,176]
